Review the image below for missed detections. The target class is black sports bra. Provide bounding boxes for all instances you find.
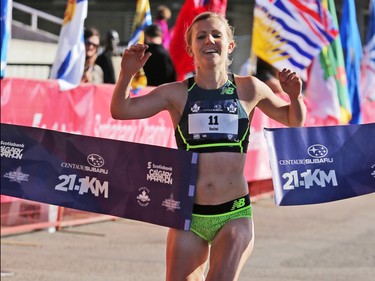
[175,74,250,153]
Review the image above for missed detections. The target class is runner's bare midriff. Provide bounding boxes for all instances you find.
[194,152,249,205]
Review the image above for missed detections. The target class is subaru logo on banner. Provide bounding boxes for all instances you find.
[264,123,375,206]
[1,123,198,230]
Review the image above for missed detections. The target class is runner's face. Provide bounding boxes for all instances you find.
[189,18,234,68]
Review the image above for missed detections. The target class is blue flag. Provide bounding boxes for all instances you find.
[339,0,363,124]
[50,0,87,91]
[0,0,12,78]
[264,123,375,206]
[1,123,198,230]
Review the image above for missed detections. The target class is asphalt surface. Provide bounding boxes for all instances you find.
[1,193,375,281]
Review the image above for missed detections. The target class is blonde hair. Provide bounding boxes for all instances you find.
[185,12,235,66]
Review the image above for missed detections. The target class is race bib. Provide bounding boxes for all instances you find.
[188,113,238,135]
[187,99,239,140]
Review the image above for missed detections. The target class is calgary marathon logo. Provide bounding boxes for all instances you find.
[279,144,333,166]
[146,161,173,185]
[1,140,24,160]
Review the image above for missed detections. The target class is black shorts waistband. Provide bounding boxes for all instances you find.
[193,194,250,215]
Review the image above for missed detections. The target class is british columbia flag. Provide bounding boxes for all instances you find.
[252,0,338,80]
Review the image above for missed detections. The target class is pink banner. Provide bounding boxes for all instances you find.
[1,78,176,148]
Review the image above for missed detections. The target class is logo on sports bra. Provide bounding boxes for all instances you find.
[191,103,200,113]
[220,86,235,95]
[226,103,237,113]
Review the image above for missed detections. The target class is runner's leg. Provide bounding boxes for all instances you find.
[166,228,209,281]
[205,217,254,281]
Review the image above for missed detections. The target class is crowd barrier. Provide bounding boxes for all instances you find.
[1,78,374,236]
[1,197,115,236]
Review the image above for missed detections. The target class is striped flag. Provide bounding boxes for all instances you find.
[252,0,338,80]
[360,0,375,102]
[127,0,152,47]
[127,0,152,93]
[340,0,363,124]
[0,0,12,78]
[50,0,87,91]
[169,0,227,81]
[304,0,351,125]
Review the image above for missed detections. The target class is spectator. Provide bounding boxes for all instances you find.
[96,29,121,84]
[143,23,176,86]
[155,5,172,50]
[81,27,103,84]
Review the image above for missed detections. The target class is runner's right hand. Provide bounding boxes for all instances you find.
[121,44,152,77]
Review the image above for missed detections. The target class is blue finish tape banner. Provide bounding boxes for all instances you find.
[1,123,198,230]
[264,123,375,206]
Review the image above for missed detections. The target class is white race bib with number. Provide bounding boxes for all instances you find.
[188,113,238,135]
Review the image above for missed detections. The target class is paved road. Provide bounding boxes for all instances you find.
[1,193,375,281]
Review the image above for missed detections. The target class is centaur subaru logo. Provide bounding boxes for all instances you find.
[87,154,105,167]
[308,144,328,158]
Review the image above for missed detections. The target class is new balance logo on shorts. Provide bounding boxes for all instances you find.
[231,198,246,211]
